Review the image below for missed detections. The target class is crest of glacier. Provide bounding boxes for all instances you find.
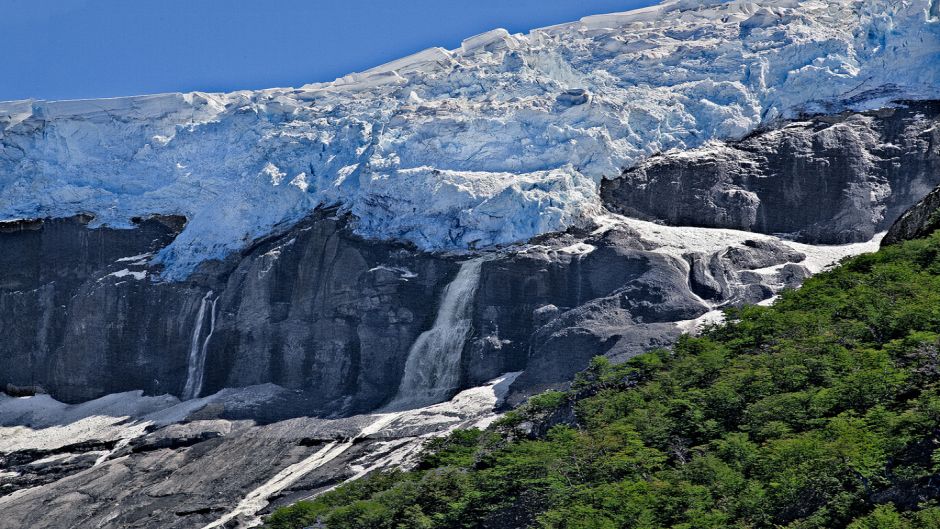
[1,0,939,278]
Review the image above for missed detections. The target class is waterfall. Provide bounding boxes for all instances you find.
[388,257,486,409]
[182,291,217,400]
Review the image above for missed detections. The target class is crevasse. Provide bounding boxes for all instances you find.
[0,0,938,279]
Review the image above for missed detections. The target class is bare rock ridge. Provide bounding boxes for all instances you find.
[602,101,940,244]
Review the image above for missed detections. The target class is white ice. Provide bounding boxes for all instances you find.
[0,0,937,278]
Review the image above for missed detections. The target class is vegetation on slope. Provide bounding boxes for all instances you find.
[266,232,940,529]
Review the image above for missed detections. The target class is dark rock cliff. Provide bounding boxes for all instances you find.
[601,102,940,244]
[0,211,455,414]
[0,212,808,412]
[0,215,188,401]
[883,184,940,245]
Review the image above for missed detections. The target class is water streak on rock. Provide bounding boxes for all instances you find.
[182,291,216,400]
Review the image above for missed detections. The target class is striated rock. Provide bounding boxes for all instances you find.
[0,215,190,402]
[199,214,456,414]
[0,376,519,529]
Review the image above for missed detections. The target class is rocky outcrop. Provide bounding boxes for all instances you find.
[469,228,709,399]
[601,102,940,244]
[0,376,518,529]
[883,184,940,245]
[486,230,814,403]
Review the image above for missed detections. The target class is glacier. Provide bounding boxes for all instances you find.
[1,0,938,278]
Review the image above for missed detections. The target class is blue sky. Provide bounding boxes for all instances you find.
[1,0,657,102]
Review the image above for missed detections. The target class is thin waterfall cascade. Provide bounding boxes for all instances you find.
[182,291,217,400]
[193,296,218,399]
[388,257,486,409]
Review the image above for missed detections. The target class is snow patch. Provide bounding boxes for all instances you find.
[594,214,883,269]
[115,252,152,263]
[557,242,596,255]
[676,309,726,334]
[0,385,285,453]
[369,265,418,279]
[105,268,147,281]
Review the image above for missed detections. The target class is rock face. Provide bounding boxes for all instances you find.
[0,207,825,411]
[0,377,520,529]
[0,215,188,401]
[469,230,708,400]
[601,102,940,244]
[0,210,456,414]
[197,215,456,415]
[883,184,940,245]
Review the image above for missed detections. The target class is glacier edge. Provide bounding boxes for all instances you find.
[0,0,938,278]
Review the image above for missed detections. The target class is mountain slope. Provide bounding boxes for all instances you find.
[3,2,940,527]
[266,229,940,529]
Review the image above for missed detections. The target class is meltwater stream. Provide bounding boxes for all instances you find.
[387,257,486,409]
[182,291,218,400]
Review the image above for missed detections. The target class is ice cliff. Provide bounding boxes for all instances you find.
[1,0,938,278]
